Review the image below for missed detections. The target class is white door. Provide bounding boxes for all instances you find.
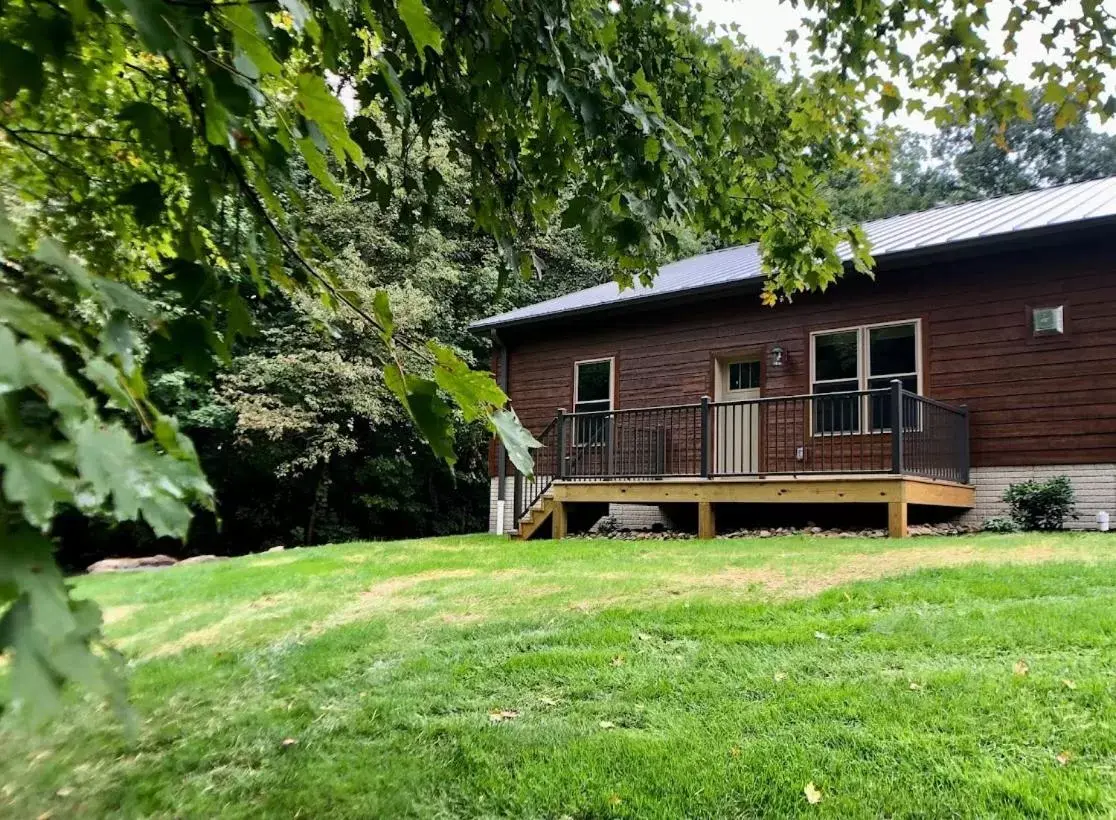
[715,359,761,474]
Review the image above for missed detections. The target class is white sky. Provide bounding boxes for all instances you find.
[695,0,1115,133]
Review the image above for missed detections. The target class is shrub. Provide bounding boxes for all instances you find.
[981,515,1020,534]
[1002,476,1077,531]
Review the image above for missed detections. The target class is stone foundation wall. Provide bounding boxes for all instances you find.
[960,464,1116,531]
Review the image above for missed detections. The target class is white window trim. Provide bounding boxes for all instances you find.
[809,319,923,436]
[572,357,614,447]
[572,356,615,411]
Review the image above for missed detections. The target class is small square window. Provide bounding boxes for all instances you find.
[728,361,761,391]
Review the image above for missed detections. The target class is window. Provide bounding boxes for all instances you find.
[573,358,613,445]
[727,361,761,391]
[810,321,921,434]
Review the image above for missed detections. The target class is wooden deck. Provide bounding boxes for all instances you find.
[524,475,974,539]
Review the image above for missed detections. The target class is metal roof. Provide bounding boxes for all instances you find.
[472,175,1116,331]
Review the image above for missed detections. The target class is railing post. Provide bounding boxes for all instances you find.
[700,395,711,478]
[890,379,904,474]
[555,408,567,479]
[959,404,970,484]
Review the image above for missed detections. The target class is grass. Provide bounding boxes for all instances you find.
[2,532,1116,817]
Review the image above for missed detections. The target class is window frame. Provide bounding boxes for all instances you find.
[809,319,922,436]
[572,356,615,447]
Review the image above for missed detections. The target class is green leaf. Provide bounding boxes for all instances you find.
[70,419,208,538]
[490,408,542,477]
[384,363,456,464]
[115,0,179,53]
[396,0,443,63]
[372,289,394,338]
[429,340,506,422]
[297,135,343,197]
[18,340,89,413]
[0,442,73,530]
[222,6,284,77]
[294,73,365,167]
[83,357,133,410]
[0,41,45,102]
[117,180,165,227]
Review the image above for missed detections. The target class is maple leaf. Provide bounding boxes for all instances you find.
[804,782,823,805]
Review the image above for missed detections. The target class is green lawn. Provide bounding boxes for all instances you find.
[3,532,1116,817]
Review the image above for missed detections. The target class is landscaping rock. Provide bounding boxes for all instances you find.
[179,555,226,566]
[87,555,179,574]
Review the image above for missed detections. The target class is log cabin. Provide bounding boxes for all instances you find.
[471,177,1116,539]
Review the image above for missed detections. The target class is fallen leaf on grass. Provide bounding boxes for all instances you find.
[1056,751,1072,767]
[909,682,922,691]
[608,793,623,806]
[539,696,559,706]
[637,632,652,641]
[55,788,73,798]
[1062,678,1077,690]
[611,655,625,667]
[281,738,298,748]
[814,631,830,641]
[599,720,616,729]
[489,710,519,723]
[1014,660,1030,676]
[804,782,823,804]
[774,671,787,682]
[729,746,741,758]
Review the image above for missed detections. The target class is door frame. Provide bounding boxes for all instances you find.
[711,351,765,475]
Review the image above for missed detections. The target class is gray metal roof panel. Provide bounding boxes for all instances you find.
[472,176,1116,331]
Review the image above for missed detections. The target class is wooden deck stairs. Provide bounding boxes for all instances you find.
[515,491,555,540]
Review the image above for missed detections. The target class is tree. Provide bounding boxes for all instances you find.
[823,128,959,223]
[1,0,869,719]
[935,89,1116,198]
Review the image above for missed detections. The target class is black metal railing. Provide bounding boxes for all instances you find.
[513,417,558,526]
[511,381,970,525]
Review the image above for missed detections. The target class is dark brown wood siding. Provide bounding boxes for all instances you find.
[497,240,1116,471]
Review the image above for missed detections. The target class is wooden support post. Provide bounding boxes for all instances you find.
[697,501,716,539]
[888,500,908,538]
[552,500,568,539]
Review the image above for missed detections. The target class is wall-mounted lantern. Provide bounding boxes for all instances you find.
[769,344,786,368]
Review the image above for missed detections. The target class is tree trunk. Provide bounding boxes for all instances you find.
[305,461,329,545]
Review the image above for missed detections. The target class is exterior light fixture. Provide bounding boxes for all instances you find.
[769,344,786,368]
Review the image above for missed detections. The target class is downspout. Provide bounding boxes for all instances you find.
[492,329,509,534]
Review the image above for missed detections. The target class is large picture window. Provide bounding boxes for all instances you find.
[573,358,613,445]
[810,321,921,434]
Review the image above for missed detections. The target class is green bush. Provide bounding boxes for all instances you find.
[1002,476,1077,531]
[981,515,1020,533]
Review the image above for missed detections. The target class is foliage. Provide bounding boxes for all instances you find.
[1002,476,1077,532]
[4,533,1116,815]
[934,89,1116,199]
[800,0,1116,134]
[980,515,1020,534]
